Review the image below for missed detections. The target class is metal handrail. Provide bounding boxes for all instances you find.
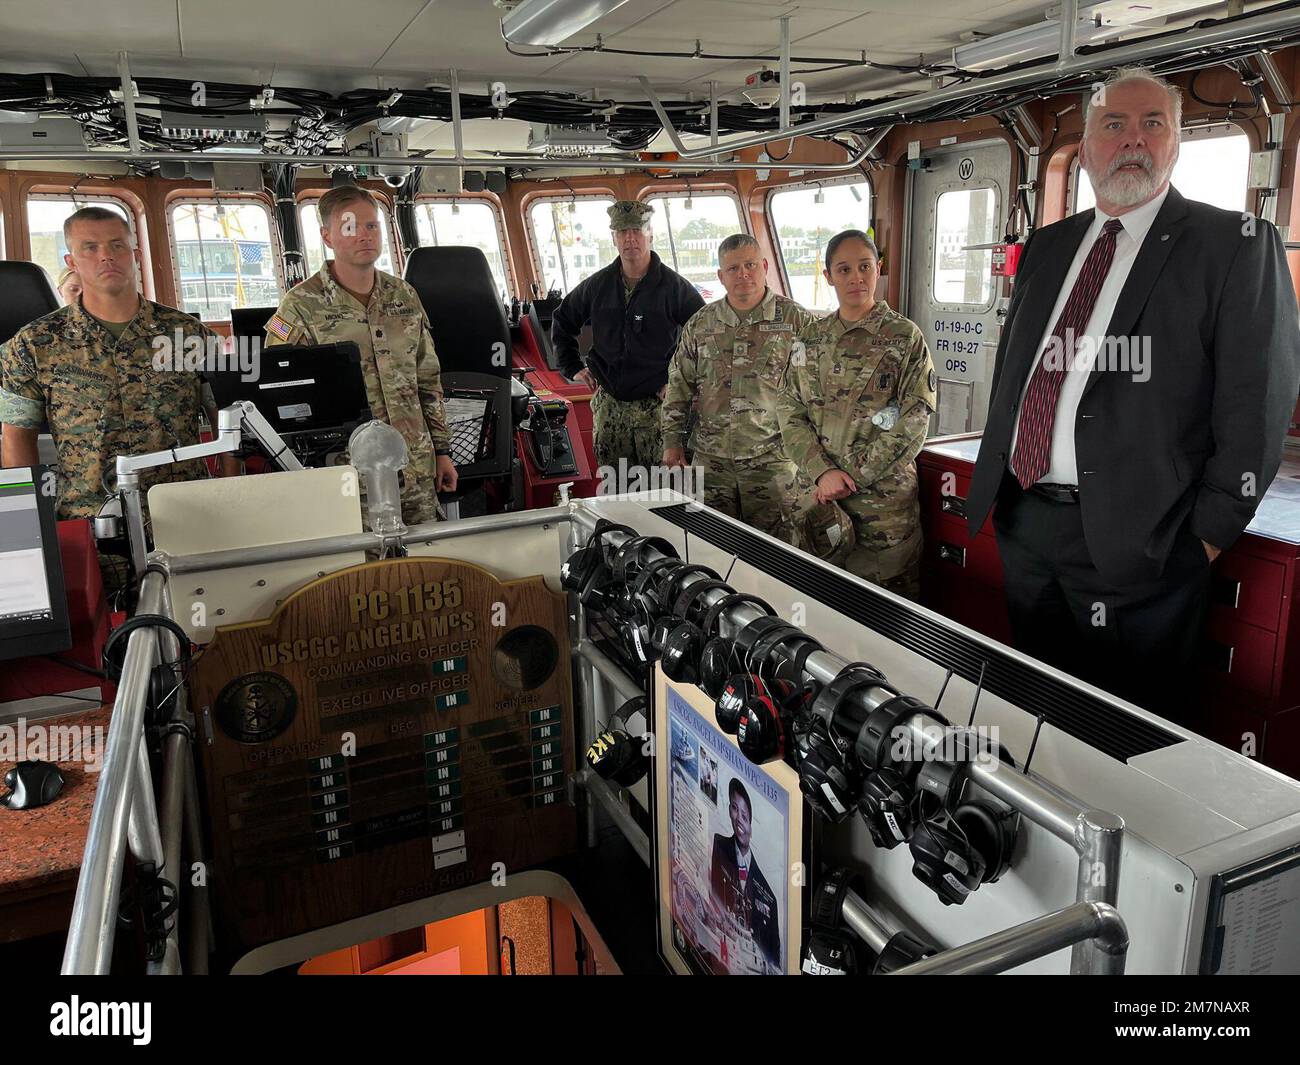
[62,572,166,973]
[888,901,1130,975]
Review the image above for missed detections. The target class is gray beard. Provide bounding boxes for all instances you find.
[1093,163,1170,208]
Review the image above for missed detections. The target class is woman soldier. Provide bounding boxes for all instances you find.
[777,230,937,599]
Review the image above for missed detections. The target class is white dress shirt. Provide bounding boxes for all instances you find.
[1009,185,1170,485]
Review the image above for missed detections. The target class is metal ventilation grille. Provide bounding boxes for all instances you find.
[650,503,1180,763]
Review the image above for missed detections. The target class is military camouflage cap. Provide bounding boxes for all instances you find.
[608,200,654,230]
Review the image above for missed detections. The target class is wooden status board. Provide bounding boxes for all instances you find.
[192,556,576,948]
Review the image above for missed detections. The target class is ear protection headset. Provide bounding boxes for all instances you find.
[853,694,944,848]
[560,519,636,594]
[871,930,939,974]
[610,535,679,585]
[102,614,195,727]
[585,695,651,787]
[734,624,807,764]
[797,661,890,823]
[619,557,683,664]
[801,867,859,976]
[697,593,775,699]
[660,578,732,683]
[650,564,720,654]
[906,748,1021,905]
[808,663,894,763]
[714,616,788,735]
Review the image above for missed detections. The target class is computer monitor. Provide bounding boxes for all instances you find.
[0,465,71,661]
[207,341,370,441]
[230,306,276,348]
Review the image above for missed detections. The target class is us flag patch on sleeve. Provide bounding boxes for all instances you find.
[266,314,294,341]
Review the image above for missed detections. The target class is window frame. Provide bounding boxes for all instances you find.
[638,187,750,280]
[412,193,516,298]
[297,190,405,278]
[928,181,1002,313]
[165,192,285,322]
[523,190,619,295]
[26,190,142,291]
[764,174,875,302]
[1069,121,1253,214]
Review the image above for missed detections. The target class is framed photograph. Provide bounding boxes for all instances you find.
[653,668,806,975]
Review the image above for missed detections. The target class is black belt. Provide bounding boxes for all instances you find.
[1027,482,1080,504]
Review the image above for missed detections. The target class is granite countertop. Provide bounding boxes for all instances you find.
[0,705,110,899]
[922,433,1300,546]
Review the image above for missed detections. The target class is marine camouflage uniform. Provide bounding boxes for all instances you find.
[265,262,451,525]
[0,298,217,593]
[777,301,937,598]
[662,288,814,542]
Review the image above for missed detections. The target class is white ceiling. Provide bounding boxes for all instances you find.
[0,0,1247,100]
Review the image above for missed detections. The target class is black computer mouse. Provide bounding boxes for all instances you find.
[1,760,66,809]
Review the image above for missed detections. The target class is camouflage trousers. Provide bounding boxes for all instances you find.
[697,453,797,543]
[590,391,663,473]
[839,496,924,601]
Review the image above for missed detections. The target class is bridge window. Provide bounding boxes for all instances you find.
[27,194,139,291]
[300,198,399,278]
[642,192,745,305]
[169,198,281,321]
[768,179,873,311]
[528,195,616,294]
[1074,124,1251,213]
[413,198,512,299]
[932,186,999,308]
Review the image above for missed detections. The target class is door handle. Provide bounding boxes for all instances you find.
[938,542,966,567]
[940,495,967,518]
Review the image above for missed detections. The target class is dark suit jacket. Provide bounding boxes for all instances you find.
[967,186,1300,584]
[710,833,781,965]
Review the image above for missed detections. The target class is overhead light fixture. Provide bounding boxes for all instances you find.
[952,11,1127,71]
[814,184,824,204]
[501,0,634,47]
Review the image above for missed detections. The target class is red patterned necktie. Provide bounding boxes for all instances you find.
[1010,217,1125,489]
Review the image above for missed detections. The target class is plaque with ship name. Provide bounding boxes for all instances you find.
[192,557,576,948]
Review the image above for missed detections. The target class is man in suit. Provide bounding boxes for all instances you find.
[710,778,781,968]
[966,66,1300,723]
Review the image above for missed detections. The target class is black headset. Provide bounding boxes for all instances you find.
[560,519,636,594]
[585,695,651,787]
[802,867,859,976]
[610,534,679,584]
[797,662,890,823]
[808,663,894,762]
[619,556,682,664]
[697,593,775,699]
[853,694,943,847]
[650,564,720,655]
[907,745,1021,905]
[102,613,195,727]
[660,578,732,683]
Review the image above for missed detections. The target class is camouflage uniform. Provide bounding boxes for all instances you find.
[662,288,815,541]
[265,262,451,525]
[777,301,937,598]
[590,391,664,473]
[0,298,217,593]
